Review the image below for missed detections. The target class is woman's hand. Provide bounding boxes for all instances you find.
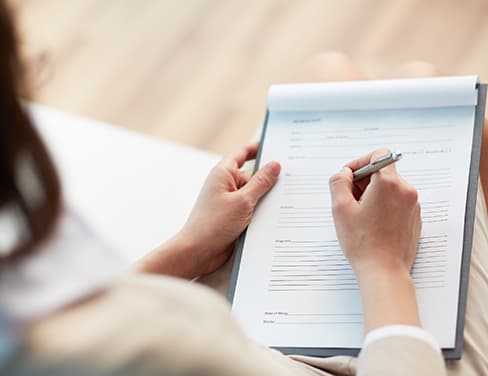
[329,149,422,332]
[179,142,280,276]
[330,149,421,276]
[137,142,281,279]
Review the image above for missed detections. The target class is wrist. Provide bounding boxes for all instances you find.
[353,255,412,285]
[356,264,415,295]
[136,232,201,279]
[166,232,203,278]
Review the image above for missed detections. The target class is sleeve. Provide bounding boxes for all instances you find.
[363,325,441,353]
[357,325,447,376]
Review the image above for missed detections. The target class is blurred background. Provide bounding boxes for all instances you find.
[10,0,488,155]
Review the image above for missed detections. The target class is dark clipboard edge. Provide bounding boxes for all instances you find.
[444,83,486,359]
[227,86,487,360]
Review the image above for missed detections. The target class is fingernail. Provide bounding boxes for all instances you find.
[265,161,281,177]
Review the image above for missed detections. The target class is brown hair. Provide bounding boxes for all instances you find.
[0,1,61,260]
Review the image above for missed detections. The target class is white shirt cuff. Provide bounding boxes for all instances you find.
[363,325,441,353]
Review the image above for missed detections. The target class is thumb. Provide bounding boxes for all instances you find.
[240,161,281,203]
[329,167,356,212]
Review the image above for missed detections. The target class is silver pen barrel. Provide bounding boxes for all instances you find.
[353,151,402,182]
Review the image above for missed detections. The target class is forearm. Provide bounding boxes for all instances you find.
[356,264,421,334]
[135,233,200,279]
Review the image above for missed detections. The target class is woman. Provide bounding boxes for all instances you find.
[1,2,487,375]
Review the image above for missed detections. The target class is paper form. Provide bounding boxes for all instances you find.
[231,76,478,349]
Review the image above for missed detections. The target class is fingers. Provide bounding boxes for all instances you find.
[329,167,356,213]
[222,142,259,169]
[369,148,398,178]
[240,170,253,182]
[240,161,281,203]
[343,148,397,195]
[236,170,253,189]
[344,148,390,171]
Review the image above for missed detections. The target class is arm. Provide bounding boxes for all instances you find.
[353,265,420,333]
[329,149,446,375]
[135,233,203,279]
[136,142,281,279]
[329,149,421,332]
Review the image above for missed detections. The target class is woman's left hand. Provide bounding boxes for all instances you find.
[178,142,281,276]
[137,142,281,278]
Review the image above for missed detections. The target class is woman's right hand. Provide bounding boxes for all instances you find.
[329,149,422,333]
[329,149,421,277]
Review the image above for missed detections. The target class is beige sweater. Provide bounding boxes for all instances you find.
[4,274,446,376]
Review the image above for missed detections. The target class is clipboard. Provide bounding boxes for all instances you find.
[227,82,486,360]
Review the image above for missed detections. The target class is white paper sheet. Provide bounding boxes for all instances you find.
[232,76,478,349]
[269,76,478,111]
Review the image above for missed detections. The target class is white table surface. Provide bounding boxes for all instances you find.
[30,104,220,262]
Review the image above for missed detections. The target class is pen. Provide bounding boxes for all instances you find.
[353,151,402,182]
